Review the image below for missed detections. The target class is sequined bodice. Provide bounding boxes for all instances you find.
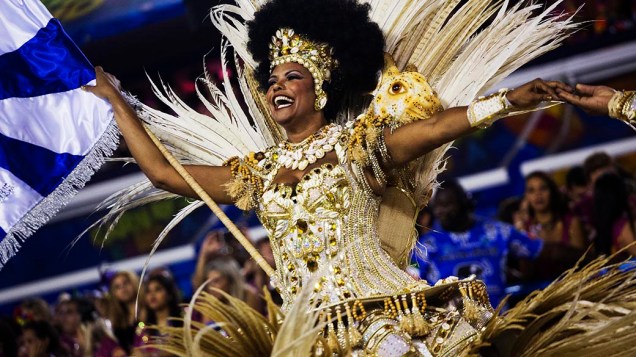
[258,163,353,309]
[223,125,492,356]
[256,142,416,311]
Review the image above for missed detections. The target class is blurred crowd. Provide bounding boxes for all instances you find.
[0,232,278,357]
[414,151,636,307]
[2,150,635,356]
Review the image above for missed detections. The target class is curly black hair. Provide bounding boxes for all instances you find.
[247,0,385,119]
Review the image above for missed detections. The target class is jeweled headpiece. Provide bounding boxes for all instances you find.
[269,28,338,110]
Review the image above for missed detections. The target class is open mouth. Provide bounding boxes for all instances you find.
[273,95,294,109]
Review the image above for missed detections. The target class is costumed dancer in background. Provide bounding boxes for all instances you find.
[83,0,636,355]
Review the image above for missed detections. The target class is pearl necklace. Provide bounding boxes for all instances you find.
[276,124,342,170]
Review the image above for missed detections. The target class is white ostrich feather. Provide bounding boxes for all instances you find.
[210,5,256,69]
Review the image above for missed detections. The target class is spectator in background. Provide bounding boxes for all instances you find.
[86,319,126,357]
[564,166,588,209]
[243,237,282,310]
[497,196,523,226]
[413,179,544,307]
[134,270,182,357]
[574,152,636,237]
[106,271,146,355]
[20,320,68,357]
[416,206,434,237]
[204,258,260,311]
[583,152,616,185]
[18,299,52,325]
[54,296,124,357]
[517,171,587,250]
[191,230,231,291]
[593,173,636,259]
[0,316,19,357]
[497,196,526,284]
[55,298,85,356]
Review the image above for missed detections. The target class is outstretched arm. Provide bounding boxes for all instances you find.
[556,84,615,116]
[559,83,636,128]
[385,79,571,166]
[84,67,234,203]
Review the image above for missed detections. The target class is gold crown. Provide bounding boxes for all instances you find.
[269,28,338,100]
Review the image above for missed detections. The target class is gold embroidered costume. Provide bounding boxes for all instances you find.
[223,120,493,355]
[101,0,636,356]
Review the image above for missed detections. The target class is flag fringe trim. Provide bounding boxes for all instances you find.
[0,120,120,269]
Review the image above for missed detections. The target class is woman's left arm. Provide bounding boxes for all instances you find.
[385,79,571,166]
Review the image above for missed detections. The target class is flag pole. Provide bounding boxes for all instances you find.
[142,125,275,278]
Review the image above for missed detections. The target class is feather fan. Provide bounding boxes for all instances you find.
[465,256,636,357]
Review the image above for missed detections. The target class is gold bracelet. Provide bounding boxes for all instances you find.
[466,88,513,128]
[609,90,636,122]
[376,132,393,168]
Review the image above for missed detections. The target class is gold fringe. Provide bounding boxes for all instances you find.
[224,178,251,211]
[327,330,340,353]
[462,297,483,326]
[348,326,363,348]
[411,293,430,336]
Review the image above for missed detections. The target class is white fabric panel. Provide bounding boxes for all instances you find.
[0,0,52,54]
[0,166,43,233]
[0,81,114,155]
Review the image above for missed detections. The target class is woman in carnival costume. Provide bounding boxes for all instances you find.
[84,0,636,355]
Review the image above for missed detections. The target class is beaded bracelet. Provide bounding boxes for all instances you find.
[609,90,636,123]
[466,88,513,128]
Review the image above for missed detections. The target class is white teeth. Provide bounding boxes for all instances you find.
[274,95,294,108]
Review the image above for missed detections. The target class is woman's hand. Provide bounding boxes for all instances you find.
[557,83,616,116]
[201,231,229,259]
[506,78,573,108]
[82,66,123,103]
[514,198,530,232]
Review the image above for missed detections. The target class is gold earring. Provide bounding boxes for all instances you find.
[315,93,328,111]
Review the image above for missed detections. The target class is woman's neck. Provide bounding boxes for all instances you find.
[154,308,170,326]
[284,115,329,143]
[126,301,137,323]
[534,211,554,225]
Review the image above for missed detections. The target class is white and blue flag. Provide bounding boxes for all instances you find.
[0,0,117,269]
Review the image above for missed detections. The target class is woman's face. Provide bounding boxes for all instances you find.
[111,275,135,304]
[525,177,551,213]
[56,302,81,335]
[206,270,230,297]
[145,281,168,311]
[265,62,317,126]
[21,329,48,357]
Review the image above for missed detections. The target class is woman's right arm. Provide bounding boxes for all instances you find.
[84,67,234,203]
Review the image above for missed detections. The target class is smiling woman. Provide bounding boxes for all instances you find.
[81,0,636,355]
[520,171,587,250]
[266,63,324,134]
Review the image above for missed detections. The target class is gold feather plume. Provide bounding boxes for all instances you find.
[465,254,636,357]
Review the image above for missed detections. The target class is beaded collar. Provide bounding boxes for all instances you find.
[276,124,343,171]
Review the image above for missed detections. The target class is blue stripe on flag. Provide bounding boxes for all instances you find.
[0,227,5,241]
[0,131,83,197]
[0,18,94,100]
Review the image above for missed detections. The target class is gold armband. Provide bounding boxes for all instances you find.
[609,90,636,124]
[222,154,264,211]
[466,89,513,128]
